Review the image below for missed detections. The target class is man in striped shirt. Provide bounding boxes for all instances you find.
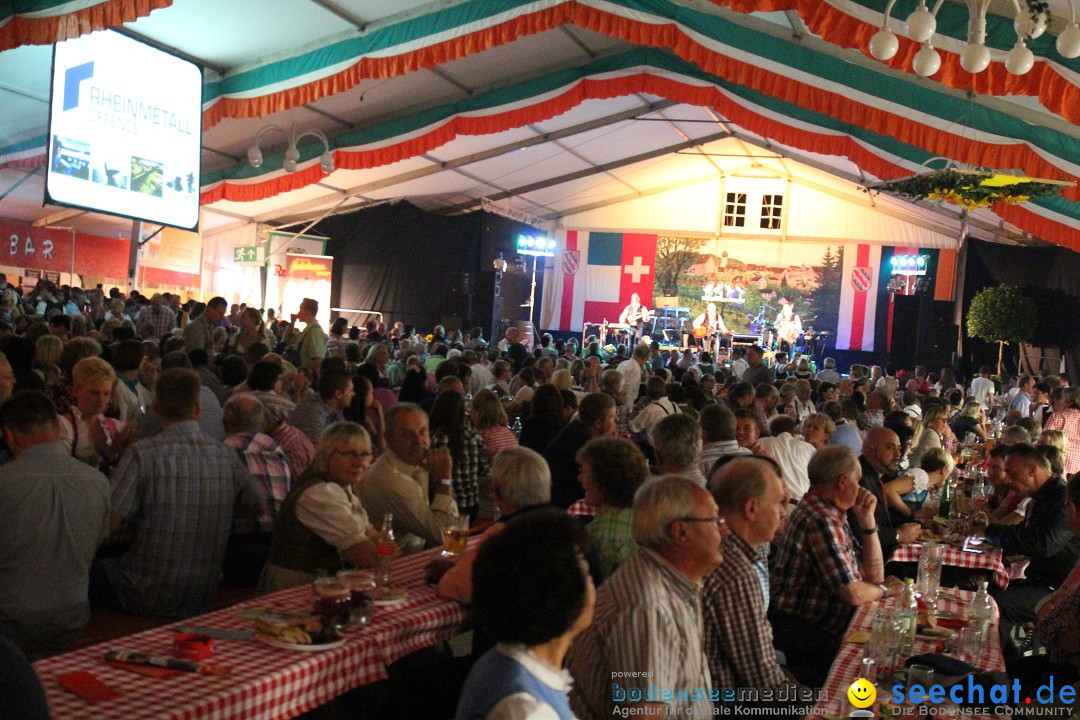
[567,476,726,719]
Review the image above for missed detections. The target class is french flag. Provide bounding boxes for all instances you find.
[836,243,882,352]
[540,230,657,333]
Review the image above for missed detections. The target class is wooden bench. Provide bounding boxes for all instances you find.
[36,586,262,659]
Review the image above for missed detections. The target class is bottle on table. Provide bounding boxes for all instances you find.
[893,578,919,655]
[969,579,994,638]
[375,513,396,589]
[938,475,952,518]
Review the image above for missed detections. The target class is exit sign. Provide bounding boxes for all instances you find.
[233,246,260,264]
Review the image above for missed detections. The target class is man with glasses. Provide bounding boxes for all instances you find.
[769,446,903,687]
[703,457,800,704]
[568,475,726,719]
[358,403,458,551]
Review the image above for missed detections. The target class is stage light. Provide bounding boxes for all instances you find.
[515,234,556,258]
[890,256,898,267]
[916,255,927,268]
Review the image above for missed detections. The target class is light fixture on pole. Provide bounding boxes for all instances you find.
[868,0,1079,78]
[247,125,334,174]
[515,234,557,335]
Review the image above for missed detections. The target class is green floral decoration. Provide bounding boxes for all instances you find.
[875,169,1067,212]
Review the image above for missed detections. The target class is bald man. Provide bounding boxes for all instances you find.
[853,427,922,559]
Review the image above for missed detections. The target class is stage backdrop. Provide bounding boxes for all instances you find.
[541,231,956,355]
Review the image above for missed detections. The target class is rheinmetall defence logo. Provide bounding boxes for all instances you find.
[62,62,95,111]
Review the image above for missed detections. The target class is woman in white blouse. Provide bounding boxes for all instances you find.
[258,422,378,592]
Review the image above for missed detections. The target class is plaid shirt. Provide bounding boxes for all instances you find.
[703,533,789,689]
[770,493,862,638]
[431,425,490,511]
[478,426,518,465]
[105,421,264,617]
[1045,408,1080,476]
[225,432,291,534]
[271,422,316,480]
[587,506,636,578]
[135,304,176,339]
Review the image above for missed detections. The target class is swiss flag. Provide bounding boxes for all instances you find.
[582,233,657,323]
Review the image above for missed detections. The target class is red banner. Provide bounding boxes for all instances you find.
[0,218,130,280]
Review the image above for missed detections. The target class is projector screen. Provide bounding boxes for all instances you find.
[46,30,202,231]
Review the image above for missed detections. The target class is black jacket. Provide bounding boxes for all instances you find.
[987,476,1080,587]
[848,456,899,560]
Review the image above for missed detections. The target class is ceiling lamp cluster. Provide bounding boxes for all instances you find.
[247,125,334,174]
[869,0,1080,78]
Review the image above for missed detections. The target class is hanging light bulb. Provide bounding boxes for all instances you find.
[869,27,900,60]
[1005,39,1036,75]
[906,1,937,43]
[960,42,992,73]
[320,150,334,174]
[1058,23,1080,58]
[913,43,942,77]
[283,145,300,173]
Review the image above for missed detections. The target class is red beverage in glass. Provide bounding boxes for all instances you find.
[312,580,351,631]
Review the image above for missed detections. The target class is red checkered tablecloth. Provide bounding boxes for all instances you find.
[891,543,1010,590]
[815,589,1004,718]
[35,545,472,720]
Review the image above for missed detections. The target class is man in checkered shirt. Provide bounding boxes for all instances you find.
[91,369,264,618]
[703,457,807,709]
[768,446,903,687]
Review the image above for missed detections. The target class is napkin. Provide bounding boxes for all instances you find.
[57,670,122,702]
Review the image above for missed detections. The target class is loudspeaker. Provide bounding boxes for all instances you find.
[917,301,958,370]
[890,295,919,365]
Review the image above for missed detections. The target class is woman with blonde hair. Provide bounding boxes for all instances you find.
[60,356,127,470]
[909,404,949,468]
[33,334,63,388]
[949,399,986,440]
[801,412,835,450]
[884,446,954,520]
[472,389,518,465]
[259,422,378,592]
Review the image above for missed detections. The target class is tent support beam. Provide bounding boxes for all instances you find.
[257,100,679,225]
[436,130,736,215]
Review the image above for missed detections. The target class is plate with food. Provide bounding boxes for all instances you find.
[252,613,343,650]
[372,586,409,606]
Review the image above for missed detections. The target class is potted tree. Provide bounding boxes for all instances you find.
[966,285,1037,377]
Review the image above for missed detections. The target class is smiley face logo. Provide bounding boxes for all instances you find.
[847,678,876,708]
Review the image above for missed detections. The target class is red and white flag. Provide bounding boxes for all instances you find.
[541,230,657,332]
[836,243,882,351]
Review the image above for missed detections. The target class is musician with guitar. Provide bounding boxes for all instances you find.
[692,302,731,357]
[617,293,653,348]
[774,301,803,356]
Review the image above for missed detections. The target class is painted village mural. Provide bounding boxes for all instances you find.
[654,235,842,342]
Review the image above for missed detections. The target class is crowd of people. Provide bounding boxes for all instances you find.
[1,276,1079,718]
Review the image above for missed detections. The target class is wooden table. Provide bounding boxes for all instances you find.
[35,546,471,719]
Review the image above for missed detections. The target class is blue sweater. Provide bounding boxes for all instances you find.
[455,646,575,720]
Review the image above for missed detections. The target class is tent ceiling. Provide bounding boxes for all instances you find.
[1,0,1078,252]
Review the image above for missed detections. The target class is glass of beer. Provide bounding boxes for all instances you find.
[441,516,469,558]
[311,578,351,632]
[337,570,376,625]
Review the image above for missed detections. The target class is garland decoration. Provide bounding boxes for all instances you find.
[873,167,1073,212]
